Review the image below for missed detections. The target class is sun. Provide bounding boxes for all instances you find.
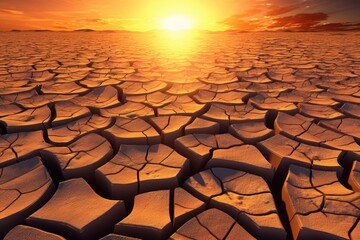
[160,15,195,31]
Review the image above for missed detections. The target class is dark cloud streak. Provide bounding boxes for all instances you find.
[0,8,23,15]
[269,12,328,30]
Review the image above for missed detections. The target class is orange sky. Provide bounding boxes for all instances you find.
[0,0,359,31]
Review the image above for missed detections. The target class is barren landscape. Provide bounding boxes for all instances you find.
[1,31,360,240]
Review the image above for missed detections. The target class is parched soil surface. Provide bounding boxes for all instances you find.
[1,31,360,240]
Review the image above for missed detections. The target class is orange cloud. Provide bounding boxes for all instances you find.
[266,3,305,16]
[0,8,23,15]
[269,12,328,30]
[312,22,360,31]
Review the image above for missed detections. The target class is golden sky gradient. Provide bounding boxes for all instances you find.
[0,0,359,31]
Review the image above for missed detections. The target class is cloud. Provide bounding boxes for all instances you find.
[81,18,109,25]
[312,22,360,31]
[269,12,328,30]
[266,3,305,16]
[0,8,23,15]
[231,2,305,19]
[220,9,274,31]
[219,2,311,31]
[52,24,70,30]
[83,18,103,23]
[236,7,265,18]
[220,15,262,31]
[222,20,261,31]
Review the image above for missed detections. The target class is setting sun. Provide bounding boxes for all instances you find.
[160,16,195,31]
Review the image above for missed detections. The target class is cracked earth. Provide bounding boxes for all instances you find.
[1,31,360,240]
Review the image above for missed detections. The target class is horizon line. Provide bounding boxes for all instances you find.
[1,29,360,33]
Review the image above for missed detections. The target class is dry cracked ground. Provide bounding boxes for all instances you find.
[0,31,360,240]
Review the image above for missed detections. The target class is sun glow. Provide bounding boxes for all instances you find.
[160,16,195,31]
